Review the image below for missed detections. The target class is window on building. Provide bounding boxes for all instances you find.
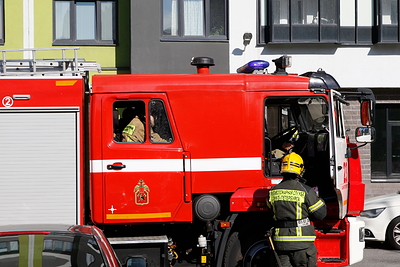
[258,0,374,44]
[259,0,339,43]
[377,0,400,42]
[371,105,400,181]
[339,0,374,44]
[0,0,4,44]
[53,0,116,45]
[162,0,227,40]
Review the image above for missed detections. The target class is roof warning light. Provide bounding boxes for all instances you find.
[236,60,270,74]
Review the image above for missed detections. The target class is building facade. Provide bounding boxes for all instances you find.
[130,0,229,74]
[229,0,400,198]
[3,0,399,198]
[3,0,131,74]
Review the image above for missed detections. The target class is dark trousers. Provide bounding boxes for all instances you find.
[275,245,317,267]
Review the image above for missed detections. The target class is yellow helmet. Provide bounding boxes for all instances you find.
[281,152,304,176]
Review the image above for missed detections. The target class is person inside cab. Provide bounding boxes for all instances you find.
[271,141,294,159]
[149,100,173,143]
[267,153,326,267]
[121,106,145,143]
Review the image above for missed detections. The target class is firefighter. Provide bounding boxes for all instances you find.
[267,152,326,267]
[272,141,294,159]
[150,114,168,143]
[121,107,145,143]
[149,100,172,143]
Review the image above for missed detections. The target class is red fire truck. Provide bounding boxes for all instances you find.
[0,48,375,267]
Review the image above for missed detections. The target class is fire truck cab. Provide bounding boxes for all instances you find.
[0,48,375,267]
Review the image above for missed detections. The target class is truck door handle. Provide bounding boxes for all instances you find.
[107,163,126,170]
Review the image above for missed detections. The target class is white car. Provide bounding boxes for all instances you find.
[360,192,400,249]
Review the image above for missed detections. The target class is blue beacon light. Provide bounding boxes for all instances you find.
[236,60,270,73]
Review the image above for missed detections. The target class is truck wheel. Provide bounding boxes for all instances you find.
[224,230,273,267]
[386,217,400,249]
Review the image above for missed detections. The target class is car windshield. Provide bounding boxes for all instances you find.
[0,232,106,266]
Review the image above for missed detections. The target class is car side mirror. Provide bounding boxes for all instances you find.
[355,127,375,143]
[125,257,146,267]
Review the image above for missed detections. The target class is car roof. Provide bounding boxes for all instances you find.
[0,224,95,235]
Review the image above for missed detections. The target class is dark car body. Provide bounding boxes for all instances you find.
[0,224,121,266]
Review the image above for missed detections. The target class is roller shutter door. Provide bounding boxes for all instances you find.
[0,110,80,224]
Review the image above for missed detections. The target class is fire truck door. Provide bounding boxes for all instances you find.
[330,91,348,219]
[98,97,188,224]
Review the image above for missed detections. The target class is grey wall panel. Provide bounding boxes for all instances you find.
[130,0,229,74]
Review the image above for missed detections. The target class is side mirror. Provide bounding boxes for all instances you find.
[357,88,375,126]
[360,99,375,126]
[125,257,146,267]
[355,127,375,143]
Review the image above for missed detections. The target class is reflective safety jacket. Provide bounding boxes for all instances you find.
[121,116,145,143]
[267,178,326,251]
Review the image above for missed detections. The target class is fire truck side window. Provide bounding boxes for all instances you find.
[149,99,173,143]
[264,102,297,176]
[266,105,296,151]
[334,99,345,138]
[113,100,173,144]
[113,101,146,143]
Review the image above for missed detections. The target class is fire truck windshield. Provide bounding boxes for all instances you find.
[297,97,329,132]
[265,97,329,138]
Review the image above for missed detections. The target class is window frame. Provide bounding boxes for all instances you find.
[161,0,228,41]
[52,0,117,46]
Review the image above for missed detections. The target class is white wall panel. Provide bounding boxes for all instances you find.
[229,1,400,88]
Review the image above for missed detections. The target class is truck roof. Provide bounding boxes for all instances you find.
[91,73,311,94]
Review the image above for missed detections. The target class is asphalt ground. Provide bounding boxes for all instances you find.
[349,241,400,267]
[174,241,400,267]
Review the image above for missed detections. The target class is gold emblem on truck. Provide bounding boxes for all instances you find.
[134,179,150,205]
